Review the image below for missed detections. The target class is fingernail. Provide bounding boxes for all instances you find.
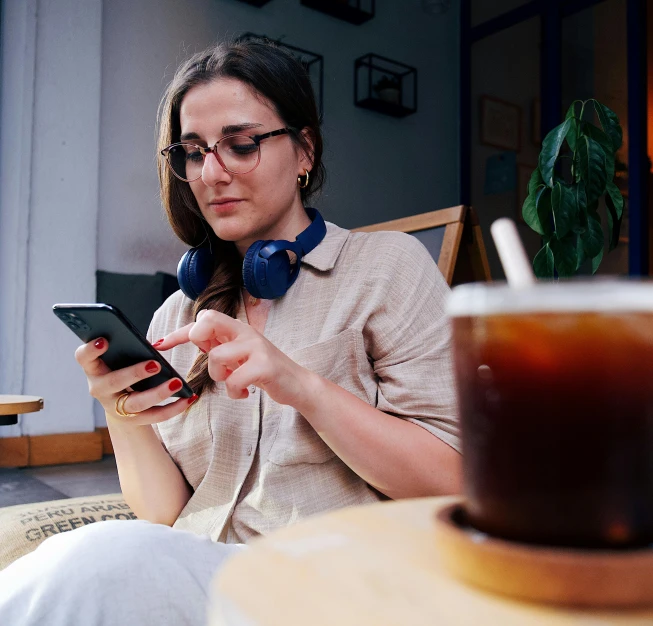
[94,338,106,350]
[199,347,207,354]
[152,339,164,348]
[145,361,159,373]
[187,394,199,404]
[169,379,182,392]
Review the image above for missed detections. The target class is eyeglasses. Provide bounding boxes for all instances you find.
[160,127,292,182]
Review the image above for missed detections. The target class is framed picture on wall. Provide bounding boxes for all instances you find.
[480,95,521,152]
[517,163,536,222]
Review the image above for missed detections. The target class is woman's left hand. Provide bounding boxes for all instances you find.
[153,310,317,408]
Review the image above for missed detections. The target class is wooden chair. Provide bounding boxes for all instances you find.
[353,205,491,285]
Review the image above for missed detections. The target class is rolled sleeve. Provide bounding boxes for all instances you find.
[363,233,461,453]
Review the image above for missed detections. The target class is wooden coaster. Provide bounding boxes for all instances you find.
[434,502,653,609]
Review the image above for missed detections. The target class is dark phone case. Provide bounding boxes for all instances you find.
[52,303,194,398]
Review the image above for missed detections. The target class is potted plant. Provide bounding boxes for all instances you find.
[373,74,401,105]
[521,99,625,278]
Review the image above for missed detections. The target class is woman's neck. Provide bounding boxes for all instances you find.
[235,203,311,258]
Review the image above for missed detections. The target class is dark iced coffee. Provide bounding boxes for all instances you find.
[449,282,653,548]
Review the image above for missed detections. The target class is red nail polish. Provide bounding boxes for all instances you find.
[199,347,206,354]
[152,339,164,348]
[94,338,105,349]
[169,379,182,392]
[145,361,159,373]
[187,394,199,404]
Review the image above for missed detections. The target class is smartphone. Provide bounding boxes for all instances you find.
[52,303,194,398]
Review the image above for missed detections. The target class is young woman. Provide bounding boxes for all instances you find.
[0,39,461,625]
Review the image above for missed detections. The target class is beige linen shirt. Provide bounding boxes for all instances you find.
[147,220,460,543]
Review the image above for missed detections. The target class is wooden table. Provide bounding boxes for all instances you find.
[209,497,653,626]
[0,395,44,426]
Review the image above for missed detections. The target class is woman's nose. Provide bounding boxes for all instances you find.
[201,151,232,186]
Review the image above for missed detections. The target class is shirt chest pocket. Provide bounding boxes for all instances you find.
[267,327,376,466]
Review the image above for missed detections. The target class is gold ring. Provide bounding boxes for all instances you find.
[115,392,138,418]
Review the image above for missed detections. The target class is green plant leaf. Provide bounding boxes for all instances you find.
[549,232,579,277]
[533,244,554,279]
[576,232,587,270]
[576,180,588,217]
[536,186,553,236]
[522,192,544,236]
[583,122,615,181]
[527,167,544,195]
[606,193,623,251]
[577,136,607,204]
[606,181,624,219]
[592,100,623,151]
[551,182,577,239]
[591,246,604,274]
[567,118,580,153]
[581,212,603,258]
[583,122,613,154]
[565,100,582,120]
[539,118,572,187]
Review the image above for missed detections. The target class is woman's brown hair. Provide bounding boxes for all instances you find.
[156,38,325,396]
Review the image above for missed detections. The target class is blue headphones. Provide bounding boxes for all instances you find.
[177,207,327,301]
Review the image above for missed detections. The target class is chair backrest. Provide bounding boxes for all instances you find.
[352,205,491,285]
[96,270,179,335]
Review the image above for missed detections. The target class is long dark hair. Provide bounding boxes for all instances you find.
[156,39,325,396]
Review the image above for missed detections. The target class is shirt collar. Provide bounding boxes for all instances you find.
[301,221,349,272]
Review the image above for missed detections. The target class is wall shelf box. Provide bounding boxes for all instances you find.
[300,0,374,25]
[354,54,417,118]
[234,0,273,6]
[236,33,324,118]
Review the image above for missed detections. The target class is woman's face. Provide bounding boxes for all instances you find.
[179,77,312,254]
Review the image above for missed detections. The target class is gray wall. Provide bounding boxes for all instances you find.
[98,0,461,276]
[0,0,460,437]
[0,0,102,438]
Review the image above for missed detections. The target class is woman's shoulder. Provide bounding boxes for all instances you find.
[344,227,436,273]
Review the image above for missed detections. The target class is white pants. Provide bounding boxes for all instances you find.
[0,520,245,625]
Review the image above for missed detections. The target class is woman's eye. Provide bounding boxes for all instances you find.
[186,151,204,163]
[229,144,258,155]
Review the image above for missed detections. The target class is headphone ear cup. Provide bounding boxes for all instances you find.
[177,244,214,301]
[242,240,266,299]
[263,251,292,299]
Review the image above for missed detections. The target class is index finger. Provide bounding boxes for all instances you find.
[189,310,245,346]
[153,322,194,351]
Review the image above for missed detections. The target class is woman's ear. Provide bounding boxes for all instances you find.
[298,127,316,172]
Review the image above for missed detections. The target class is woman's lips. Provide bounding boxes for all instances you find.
[208,199,242,212]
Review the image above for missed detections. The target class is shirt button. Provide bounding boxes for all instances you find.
[246,444,253,456]
[249,385,256,394]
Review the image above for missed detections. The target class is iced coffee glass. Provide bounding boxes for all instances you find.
[448,280,653,548]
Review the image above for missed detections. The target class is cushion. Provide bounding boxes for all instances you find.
[0,493,135,570]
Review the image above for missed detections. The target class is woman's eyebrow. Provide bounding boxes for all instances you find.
[179,123,264,143]
[222,122,264,135]
[179,131,201,141]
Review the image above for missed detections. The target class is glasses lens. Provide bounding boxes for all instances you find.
[218,135,259,174]
[166,143,204,181]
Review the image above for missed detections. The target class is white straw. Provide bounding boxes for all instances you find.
[490,218,536,289]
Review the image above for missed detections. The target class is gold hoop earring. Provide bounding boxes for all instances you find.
[297,169,310,189]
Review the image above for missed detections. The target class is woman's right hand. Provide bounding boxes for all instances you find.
[75,337,197,428]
